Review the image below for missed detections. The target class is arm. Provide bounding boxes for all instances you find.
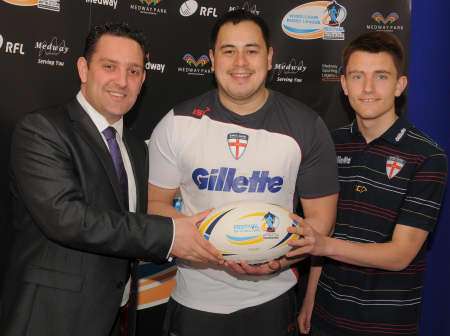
[11,112,173,261]
[288,221,428,271]
[147,183,184,218]
[298,260,322,334]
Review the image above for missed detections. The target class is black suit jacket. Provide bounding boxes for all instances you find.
[0,99,173,336]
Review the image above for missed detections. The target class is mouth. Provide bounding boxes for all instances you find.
[229,70,254,79]
[107,90,127,99]
[359,98,379,103]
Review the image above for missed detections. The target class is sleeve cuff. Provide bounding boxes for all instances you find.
[166,218,176,261]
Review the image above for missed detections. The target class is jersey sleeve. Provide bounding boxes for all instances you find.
[148,110,181,189]
[397,152,448,232]
[297,116,340,198]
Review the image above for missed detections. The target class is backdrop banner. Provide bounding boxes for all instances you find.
[0,1,414,335]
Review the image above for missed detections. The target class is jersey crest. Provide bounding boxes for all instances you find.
[386,156,406,179]
[227,133,248,160]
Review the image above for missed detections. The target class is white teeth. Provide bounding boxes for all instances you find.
[109,92,125,97]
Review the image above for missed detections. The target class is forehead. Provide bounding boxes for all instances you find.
[92,34,144,65]
[346,51,397,73]
[215,20,265,47]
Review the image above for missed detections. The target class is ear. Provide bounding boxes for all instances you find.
[141,69,146,85]
[209,49,214,72]
[340,75,348,95]
[267,47,273,71]
[395,75,408,97]
[77,57,88,84]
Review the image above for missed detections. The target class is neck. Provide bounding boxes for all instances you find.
[218,88,269,116]
[357,113,398,143]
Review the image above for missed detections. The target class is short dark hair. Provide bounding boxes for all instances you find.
[342,31,405,77]
[83,22,148,64]
[210,9,270,50]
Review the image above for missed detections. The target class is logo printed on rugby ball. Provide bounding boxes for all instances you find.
[198,201,298,264]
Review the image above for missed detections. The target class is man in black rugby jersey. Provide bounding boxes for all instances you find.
[289,32,448,336]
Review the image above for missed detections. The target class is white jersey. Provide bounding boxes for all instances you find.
[149,90,339,313]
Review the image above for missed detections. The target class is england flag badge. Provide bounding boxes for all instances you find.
[227,133,248,160]
[386,156,406,179]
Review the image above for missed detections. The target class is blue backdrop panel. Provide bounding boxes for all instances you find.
[410,1,450,335]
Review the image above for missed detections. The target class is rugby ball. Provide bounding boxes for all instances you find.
[198,201,299,264]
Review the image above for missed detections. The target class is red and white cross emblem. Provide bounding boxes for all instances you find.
[227,133,249,160]
[386,156,406,179]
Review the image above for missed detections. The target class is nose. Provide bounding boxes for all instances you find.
[234,51,249,67]
[115,68,128,88]
[363,78,374,93]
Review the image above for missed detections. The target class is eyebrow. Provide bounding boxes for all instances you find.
[98,57,144,69]
[347,70,392,75]
[219,43,261,49]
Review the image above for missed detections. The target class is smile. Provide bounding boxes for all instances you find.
[107,91,127,98]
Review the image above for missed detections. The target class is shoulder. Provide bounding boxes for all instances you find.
[172,90,216,117]
[270,90,319,124]
[331,123,353,142]
[405,125,446,157]
[16,102,71,137]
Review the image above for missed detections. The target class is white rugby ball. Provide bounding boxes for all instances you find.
[198,201,299,264]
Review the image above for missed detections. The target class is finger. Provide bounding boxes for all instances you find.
[298,316,307,334]
[286,246,310,258]
[304,316,311,334]
[239,261,267,275]
[191,209,213,227]
[288,236,309,247]
[267,260,282,272]
[287,225,304,236]
[225,261,247,274]
[289,213,304,224]
[196,235,224,263]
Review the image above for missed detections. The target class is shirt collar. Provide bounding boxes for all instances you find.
[76,91,124,138]
[350,116,412,145]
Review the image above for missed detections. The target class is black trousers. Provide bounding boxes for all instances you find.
[162,288,298,336]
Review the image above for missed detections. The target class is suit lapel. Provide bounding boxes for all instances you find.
[66,99,127,210]
[123,129,144,213]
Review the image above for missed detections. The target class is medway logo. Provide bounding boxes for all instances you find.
[192,167,283,193]
[367,11,404,32]
[178,53,212,76]
[86,0,118,10]
[227,133,248,160]
[183,53,209,67]
[35,37,69,57]
[386,156,406,179]
[131,0,167,15]
[372,12,399,24]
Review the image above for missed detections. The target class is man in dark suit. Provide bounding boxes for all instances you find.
[0,22,221,336]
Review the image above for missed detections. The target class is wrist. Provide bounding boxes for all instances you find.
[323,236,335,257]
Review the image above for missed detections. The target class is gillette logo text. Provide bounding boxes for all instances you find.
[192,167,283,193]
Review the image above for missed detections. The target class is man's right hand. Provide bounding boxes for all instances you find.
[171,210,224,264]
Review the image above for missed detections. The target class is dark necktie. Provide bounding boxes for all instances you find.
[102,126,129,209]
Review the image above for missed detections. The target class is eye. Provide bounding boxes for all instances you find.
[350,74,361,80]
[376,74,388,80]
[103,63,115,71]
[247,49,259,55]
[222,49,235,55]
[129,68,142,76]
